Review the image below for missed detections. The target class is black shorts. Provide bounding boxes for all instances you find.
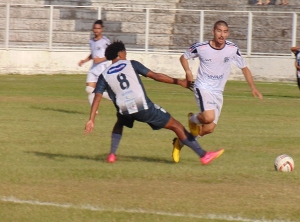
[117,103,171,130]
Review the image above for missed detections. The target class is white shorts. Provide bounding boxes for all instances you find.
[86,71,100,83]
[194,88,223,124]
[86,64,108,83]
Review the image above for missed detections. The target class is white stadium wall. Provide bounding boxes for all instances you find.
[0,49,296,82]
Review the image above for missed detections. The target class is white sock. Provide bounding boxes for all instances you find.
[190,114,201,124]
[88,92,95,106]
[195,135,201,140]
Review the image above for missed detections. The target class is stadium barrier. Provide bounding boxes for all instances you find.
[0,3,297,82]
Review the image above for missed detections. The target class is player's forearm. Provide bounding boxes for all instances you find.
[89,93,102,121]
[84,54,92,62]
[94,57,107,64]
[242,67,257,89]
[152,73,179,84]
[180,55,193,81]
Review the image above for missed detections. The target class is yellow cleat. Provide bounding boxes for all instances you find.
[172,137,184,163]
[188,113,200,137]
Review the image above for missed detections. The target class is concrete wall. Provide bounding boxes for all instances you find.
[0,49,295,82]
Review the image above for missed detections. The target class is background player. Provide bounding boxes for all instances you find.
[78,20,111,109]
[84,41,224,164]
[172,20,262,163]
[290,46,300,89]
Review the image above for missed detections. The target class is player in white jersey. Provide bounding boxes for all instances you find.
[172,20,263,163]
[78,20,111,109]
[85,41,224,164]
[290,46,300,89]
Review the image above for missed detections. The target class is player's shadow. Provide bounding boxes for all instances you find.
[30,106,85,114]
[26,151,173,164]
[263,94,300,99]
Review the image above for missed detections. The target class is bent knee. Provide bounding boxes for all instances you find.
[200,124,216,136]
[201,116,214,124]
[202,128,214,135]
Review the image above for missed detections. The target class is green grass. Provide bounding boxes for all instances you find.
[0,75,300,222]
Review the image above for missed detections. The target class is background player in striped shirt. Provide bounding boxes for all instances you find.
[172,20,263,163]
[84,41,224,164]
[79,20,111,110]
[290,46,300,89]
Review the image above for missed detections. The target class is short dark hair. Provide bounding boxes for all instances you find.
[93,20,104,27]
[105,40,126,60]
[213,20,228,30]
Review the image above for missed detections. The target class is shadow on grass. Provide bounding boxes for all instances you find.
[31,106,85,114]
[263,94,300,99]
[25,151,173,164]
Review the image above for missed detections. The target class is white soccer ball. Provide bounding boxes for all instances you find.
[274,154,294,172]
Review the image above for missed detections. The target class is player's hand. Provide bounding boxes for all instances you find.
[187,81,194,91]
[78,60,85,66]
[252,88,263,100]
[85,120,95,134]
[179,79,194,91]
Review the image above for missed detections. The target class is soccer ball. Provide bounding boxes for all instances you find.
[274,154,294,172]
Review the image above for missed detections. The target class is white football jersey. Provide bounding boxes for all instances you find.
[89,36,111,75]
[184,40,246,93]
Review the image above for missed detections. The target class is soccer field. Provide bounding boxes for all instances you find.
[0,75,300,222]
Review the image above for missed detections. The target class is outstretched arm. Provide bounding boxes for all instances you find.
[180,55,194,82]
[241,67,263,100]
[85,93,103,134]
[146,70,192,90]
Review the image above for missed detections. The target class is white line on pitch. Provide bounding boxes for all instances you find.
[1,196,292,222]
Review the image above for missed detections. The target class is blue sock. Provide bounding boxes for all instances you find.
[110,133,122,154]
[182,133,206,158]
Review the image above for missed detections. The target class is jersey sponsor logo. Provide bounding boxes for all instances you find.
[204,72,224,80]
[107,63,127,74]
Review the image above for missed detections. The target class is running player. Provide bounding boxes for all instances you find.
[78,20,111,109]
[84,40,224,164]
[172,20,263,163]
[290,46,300,89]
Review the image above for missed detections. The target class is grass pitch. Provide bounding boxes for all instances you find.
[0,75,300,222]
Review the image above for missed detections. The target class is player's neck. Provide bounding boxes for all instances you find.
[112,57,127,64]
[210,40,225,49]
[94,34,103,41]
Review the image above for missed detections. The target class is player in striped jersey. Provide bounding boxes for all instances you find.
[290,46,300,89]
[84,41,224,164]
[78,20,111,110]
[172,20,263,163]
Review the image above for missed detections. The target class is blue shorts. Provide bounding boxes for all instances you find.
[117,103,171,130]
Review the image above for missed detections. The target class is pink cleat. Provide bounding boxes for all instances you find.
[107,153,117,163]
[200,149,224,165]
